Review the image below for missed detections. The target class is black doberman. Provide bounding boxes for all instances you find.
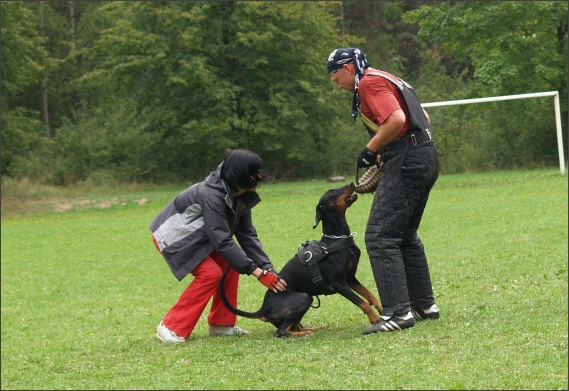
[220,182,383,337]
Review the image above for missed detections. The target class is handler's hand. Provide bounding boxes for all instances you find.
[258,270,287,293]
[266,268,287,291]
[357,147,378,168]
[274,276,287,292]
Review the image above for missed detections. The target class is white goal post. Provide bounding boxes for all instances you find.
[421,91,565,174]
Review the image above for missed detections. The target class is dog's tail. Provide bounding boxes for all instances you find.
[219,267,264,319]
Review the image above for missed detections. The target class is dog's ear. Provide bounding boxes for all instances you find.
[313,204,323,228]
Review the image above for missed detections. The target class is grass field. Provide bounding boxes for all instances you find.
[1,168,567,390]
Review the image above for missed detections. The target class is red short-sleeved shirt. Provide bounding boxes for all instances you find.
[358,68,410,138]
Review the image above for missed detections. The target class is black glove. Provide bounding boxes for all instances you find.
[357,147,378,168]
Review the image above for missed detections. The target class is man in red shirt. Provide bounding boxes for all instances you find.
[327,47,440,333]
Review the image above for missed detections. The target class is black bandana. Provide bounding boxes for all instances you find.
[326,48,370,121]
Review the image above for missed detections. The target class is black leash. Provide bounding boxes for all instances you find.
[311,296,321,308]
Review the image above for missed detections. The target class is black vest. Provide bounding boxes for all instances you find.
[361,71,431,138]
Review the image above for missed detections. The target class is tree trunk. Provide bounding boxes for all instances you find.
[68,1,76,39]
[68,1,84,122]
[39,1,50,139]
[340,1,345,40]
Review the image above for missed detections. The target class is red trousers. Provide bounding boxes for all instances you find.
[161,251,240,339]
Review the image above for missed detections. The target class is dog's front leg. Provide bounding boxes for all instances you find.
[331,282,381,324]
[348,278,383,315]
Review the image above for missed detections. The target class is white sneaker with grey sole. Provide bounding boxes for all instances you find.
[208,325,250,336]
[156,321,186,343]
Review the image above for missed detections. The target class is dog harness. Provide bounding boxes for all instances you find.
[295,237,356,291]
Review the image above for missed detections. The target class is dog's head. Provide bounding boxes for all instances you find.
[314,182,358,228]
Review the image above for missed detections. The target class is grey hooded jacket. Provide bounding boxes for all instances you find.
[150,165,273,281]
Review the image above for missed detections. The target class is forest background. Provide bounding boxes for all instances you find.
[2,1,568,186]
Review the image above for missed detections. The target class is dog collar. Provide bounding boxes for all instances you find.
[321,232,357,239]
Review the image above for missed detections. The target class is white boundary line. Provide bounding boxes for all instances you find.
[422,91,565,174]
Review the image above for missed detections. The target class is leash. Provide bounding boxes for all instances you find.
[311,296,321,309]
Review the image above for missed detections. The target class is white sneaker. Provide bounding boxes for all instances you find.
[156,321,186,343]
[208,325,250,336]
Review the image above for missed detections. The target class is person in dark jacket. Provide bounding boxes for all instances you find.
[327,47,440,334]
[150,149,286,343]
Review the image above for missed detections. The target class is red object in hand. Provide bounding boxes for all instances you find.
[258,270,278,290]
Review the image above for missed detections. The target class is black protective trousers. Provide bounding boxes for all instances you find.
[365,137,439,318]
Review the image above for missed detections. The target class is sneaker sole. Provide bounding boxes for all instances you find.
[156,332,185,343]
[363,319,414,334]
[208,327,249,336]
[412,310,440,321]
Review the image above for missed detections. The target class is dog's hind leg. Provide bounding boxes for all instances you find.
[290,320,325,333]
[269,292,316,337]
[279,322,317,337]
[289,296,325,333]
[275,320,315,337]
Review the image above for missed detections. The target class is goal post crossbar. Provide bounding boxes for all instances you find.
[421,91,565,174]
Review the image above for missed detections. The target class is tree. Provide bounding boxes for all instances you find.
[403,1,568,172]
[74,1,344,181]
[1,2,50,177]
[404,2,568,99]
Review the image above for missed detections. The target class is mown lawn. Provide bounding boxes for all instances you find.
[1,168,567,389]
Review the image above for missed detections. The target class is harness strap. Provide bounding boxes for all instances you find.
[358,71,433,142]
[296,237,356,291]
[357,107,380,134]
[297,241,328,289]
[357,71,401,136]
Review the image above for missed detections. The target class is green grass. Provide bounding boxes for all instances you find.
[1,168,567,390]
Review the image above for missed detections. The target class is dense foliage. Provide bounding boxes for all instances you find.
[2,1,567,185]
